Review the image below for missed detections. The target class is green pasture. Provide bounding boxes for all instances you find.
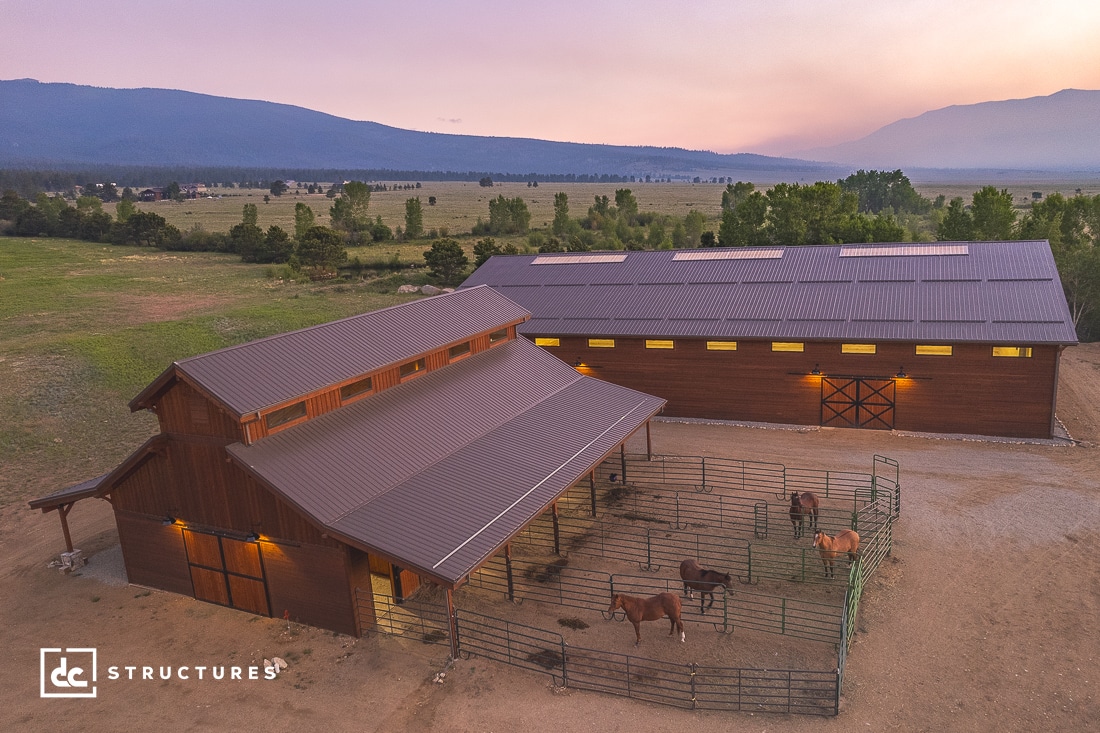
[0,236,417,507]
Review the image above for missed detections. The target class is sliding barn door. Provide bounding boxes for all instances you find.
[183,529,271,616]
[821,378,896,430]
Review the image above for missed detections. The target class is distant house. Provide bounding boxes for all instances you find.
[180,183,207,198]
[461,242,1078,439]
[29,287,665,641]
[137,187,165,202]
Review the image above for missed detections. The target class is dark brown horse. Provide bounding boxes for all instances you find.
[607,592,685,646]
[812,529,860,578]
[789,491,820,539]
[678,559,732,613]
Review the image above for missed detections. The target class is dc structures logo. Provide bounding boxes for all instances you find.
[40,648,97,698]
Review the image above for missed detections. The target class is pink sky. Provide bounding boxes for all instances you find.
[3,0,1099,155]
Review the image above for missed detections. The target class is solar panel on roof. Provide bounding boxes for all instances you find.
[531,254,628,264]
[672,249,784,261]
[840,244,969,257]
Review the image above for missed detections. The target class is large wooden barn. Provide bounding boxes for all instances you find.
[461,241,1078,439]
[30,287,665,642]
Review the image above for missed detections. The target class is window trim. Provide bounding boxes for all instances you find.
[488,327,509,346]
[644,339,675,350]
[771,342,805,352]
[399,357,427,380]
[338,376,374,404]
[588,338,616,348]
[705,341,738,351]
[265,401,307,430]
[533,337,561,347]
[992,346,1033,358]
[915,345,953,356]
[448,341,472,361]
[841,343,877,354]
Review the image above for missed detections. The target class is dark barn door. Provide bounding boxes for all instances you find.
[821,378,896,430]
[183,529,271,616]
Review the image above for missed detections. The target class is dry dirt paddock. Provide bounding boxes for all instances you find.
[2,345,1100,732]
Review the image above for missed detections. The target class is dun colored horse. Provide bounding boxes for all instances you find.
[789,491,820,539]
[678,559,732,614]
[607,592,685,646]
[812,529,860,578]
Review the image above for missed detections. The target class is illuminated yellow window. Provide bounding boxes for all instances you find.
[645,339,674,349]
[399,357,426,378]
[915,345,952,356]
[842,343,877,354]
[706,341,738,351]
[771,342,804,352]
[534,337,560,347]
[992,346,1032,358]
[588,338,615,348]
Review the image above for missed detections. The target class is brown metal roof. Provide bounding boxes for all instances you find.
[28,473,109,511]
[227,337,665,585]
[459,242,1079,345]
[131,285,531,415]
[28,435,166,511]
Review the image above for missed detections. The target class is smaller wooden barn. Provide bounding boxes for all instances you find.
[460,242,1078,439]
[30,287,665,644]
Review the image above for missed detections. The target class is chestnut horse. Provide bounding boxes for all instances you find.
[789,491,820,539]
[812,529,860,578]
[678,559,732,614]
[607,592,685,646]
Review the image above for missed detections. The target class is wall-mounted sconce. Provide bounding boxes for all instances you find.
[810,364,821,376]
[896,366,907,379]
[162,515,176,526]
[246,531,260,542]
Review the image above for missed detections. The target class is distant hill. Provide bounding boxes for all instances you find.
[798,89,1100,171]
[0,79,836,179]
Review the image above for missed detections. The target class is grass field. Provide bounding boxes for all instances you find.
[8,172,1100,506]
[0,236,417,506]
[136,179,1100,242]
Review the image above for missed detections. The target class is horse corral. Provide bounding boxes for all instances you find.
[361,452,900,717]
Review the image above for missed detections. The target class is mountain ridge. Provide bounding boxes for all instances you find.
[0,79,833,177]
[797,89,1100,171]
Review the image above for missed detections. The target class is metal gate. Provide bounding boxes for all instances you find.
[820,378,895,430]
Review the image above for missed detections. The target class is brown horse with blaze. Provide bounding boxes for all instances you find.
[812,529,860,579]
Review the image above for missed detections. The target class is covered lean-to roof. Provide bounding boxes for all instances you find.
[229,337,664,585]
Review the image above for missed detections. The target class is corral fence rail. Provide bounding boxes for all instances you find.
[601,453,900,519]
[354,587,451,645]
[465,557,843,644]
[454,608,839,716]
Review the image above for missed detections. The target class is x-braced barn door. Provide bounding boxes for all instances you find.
[183,529,271,616]
[821,378,896,430]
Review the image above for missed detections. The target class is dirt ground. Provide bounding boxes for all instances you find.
[3,345,1099,732]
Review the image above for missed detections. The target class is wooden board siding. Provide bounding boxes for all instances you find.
[549,336,1059,438]
[111,444,336,546]
[155,380,243,440]
[347,548,376,634]
[115,511,193,595]
[190,565,231,605]
[263,542,357,636]
[396,567,422,601]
